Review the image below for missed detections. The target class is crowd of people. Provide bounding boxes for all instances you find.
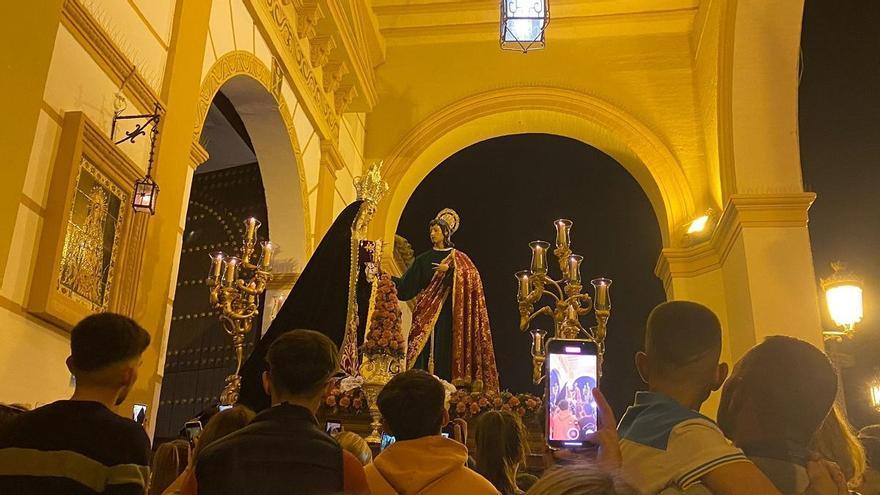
[0,303,878,494]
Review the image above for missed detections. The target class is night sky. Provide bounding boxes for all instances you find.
[396,0,880,424]
[397,134,667,417]
[800,0,880,427]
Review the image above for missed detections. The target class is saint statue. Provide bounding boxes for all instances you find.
[395,209,499,392]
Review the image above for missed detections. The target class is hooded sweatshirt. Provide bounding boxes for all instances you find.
[365,436,499,495]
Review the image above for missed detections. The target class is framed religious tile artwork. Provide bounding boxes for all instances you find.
[29,112,148,329]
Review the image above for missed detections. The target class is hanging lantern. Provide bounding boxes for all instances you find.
[501,0,549,53]
[132,174,159,214]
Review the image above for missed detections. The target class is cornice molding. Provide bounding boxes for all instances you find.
[655,192,817,290]
[320,139,346,172]
[246,0,339,140]
[319,0,379,111]
[61,0,164,114]
[189,142,209,169]
[267,271,300,290]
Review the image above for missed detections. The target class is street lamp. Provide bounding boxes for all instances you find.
[821,262,864,339]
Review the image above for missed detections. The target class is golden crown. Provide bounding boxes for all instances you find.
[355,161,388,205]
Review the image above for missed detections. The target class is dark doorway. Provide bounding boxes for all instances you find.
[154,94,269,440]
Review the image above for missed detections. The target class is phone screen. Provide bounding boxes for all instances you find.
[546,339,599,449]
[325,420,342,435]
[132,404,147,425]
[218,404,233,412]
[380,433,396,451]
[184,420,203,444]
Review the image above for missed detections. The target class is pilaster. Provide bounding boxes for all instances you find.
[0,0,65,286]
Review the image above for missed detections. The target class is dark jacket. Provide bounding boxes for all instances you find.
[196,403,344,495]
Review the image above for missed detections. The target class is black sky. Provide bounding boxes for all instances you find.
[800,0,880,427]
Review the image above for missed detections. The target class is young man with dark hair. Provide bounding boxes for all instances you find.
[618,301,782,494]
[196,329,368,495]
[0,313,152,494]
[717,336,839,494]
[365,369,497,495]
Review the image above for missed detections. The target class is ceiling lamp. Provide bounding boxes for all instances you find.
[501,0,549,53]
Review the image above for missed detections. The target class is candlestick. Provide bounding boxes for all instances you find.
[223,257,241,287]
[209,251,226,281]
[244,217,261,242]
[592,278,612,311]
[260,241,275,270]
[530,328,547,357]
[530,241,550,274]
[516,271,531,300]
[567,255,583,283]
[555,219,572,248]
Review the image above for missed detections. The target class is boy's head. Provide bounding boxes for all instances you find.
[636,301,727,404]
[717,336,837,450]
[66,313,151,405]
[262,330,339,406]
[377,370,448,441]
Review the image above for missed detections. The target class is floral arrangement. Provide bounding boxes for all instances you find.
[362,273,406,359]
[448,390,543,422]
[322,383,369,416]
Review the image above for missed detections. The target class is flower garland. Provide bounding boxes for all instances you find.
[362,272,406,359]
[321,384,369,416]
[448,390,544,421]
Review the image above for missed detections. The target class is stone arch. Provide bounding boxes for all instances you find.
[195,51,311,267]
[373,87,698,249]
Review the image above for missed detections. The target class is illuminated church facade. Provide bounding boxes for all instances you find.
[1,0,821,434]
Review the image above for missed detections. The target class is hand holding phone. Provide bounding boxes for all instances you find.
[583,388,621,470]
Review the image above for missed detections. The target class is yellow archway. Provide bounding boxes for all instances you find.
[373,87,698,249]
[195,51,312,263]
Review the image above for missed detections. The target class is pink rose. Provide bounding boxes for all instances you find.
[325,396,337,407]
[470,403,480,415]
[509,397,521,407]
[501,404,511,412]
[339,397,351,408]
[478,398,489,408]
[456,402,466,413]
[378,338,388,347]
[493,398,503,408]
[525,399,536,409]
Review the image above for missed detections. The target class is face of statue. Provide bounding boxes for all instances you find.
[429,224,445,247]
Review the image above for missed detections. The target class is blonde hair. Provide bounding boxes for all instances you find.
[474,410,528,495]
[148,440,189,495]
[812,404,866,487]
[527,464,638,495]
[334,431,372,466]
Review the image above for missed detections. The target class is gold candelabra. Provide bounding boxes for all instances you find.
[207,217,275,405]
[516,219,612,383]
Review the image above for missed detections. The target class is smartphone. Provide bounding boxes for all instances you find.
[132,404,147,424]
[218,404,233,412]
[325,420,343,435]
[545,339,599,449]
[441,422,455,439]
[380,432,396,451]
[184,419,203,445]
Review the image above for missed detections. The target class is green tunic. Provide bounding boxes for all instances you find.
[393,248,454,380]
